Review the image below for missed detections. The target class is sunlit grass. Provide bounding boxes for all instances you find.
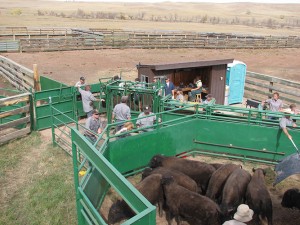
[0,132,77,225]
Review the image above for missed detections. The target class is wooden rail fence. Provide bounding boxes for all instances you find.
[0,56,35,92]
[0,93,32,145]
[245,71,300,106]
[0,27,299,52]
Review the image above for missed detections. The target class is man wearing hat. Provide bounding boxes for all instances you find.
[75,76,86,87]
[84,109,102,143]
[136,105,156,132]
[280,108,297,140]
[112,96,131,132]
[223,204,254,225]
[203,94,215,105]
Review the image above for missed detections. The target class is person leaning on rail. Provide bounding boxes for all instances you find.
[279,108,297,140]
[136,105,156,133]
[78,85,103,118]
[261,92,283,120]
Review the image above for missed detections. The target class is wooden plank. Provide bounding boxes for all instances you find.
[245,80,300,97]
[0,56,34,78]
[0,105,30,119]
[0,126,31,144]
[0,63,34,87]
[0,116,30,130]
[247,71,300,89]
[0,93,30,107]
[0,67,33,91]
[244,86,300,105]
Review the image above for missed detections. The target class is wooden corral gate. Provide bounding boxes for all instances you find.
[0,92,32,144]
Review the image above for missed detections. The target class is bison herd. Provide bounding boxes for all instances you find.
[108,155,298,225]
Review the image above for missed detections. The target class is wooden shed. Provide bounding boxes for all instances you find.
[137,59,234,104]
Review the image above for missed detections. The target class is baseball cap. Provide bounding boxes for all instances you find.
[80,76,85,81]
[143,105,151,113]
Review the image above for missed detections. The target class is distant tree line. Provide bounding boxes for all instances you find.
[36,9,300,29]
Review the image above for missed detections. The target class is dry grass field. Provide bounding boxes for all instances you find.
[1,0,300,35]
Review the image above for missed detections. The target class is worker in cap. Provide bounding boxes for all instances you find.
[75,76,86,87]
[136,105,156,133]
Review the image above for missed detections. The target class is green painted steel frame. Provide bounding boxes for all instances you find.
[71,128,156,225]
[104,80,163,123]
[49,99,300,225]
[34,85,76,130]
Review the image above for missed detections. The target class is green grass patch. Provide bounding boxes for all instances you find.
[0,132,41,178]
[0,133,77,225]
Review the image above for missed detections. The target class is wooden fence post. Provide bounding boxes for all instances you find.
[33,64,41,91]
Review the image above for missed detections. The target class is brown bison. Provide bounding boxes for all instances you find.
[246,168,273,225]
[281,188,300,210]
[206,164,242,203]
[108,174,163,224]
[150,154,215,194]
[161,175,222,225]
[142,167,198,193]
[220,168,251,220]
[210,163,225,170]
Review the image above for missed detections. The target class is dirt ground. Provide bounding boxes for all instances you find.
[2,48,300,87]
[100,155,300,225]
[2,48,300,224]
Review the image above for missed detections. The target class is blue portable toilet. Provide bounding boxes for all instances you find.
[226,60,247,105]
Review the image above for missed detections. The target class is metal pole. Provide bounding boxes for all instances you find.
[290,138,300,154]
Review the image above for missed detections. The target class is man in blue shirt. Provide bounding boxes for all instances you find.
[164,77,175,97]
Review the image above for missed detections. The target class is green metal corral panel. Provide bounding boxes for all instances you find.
[108,118,300,173]
[71,129,156,225]
[82,169,109,208]
[40,76,68,91]
[35,101,74,130]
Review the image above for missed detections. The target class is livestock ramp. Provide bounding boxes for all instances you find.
[68,103,300,225]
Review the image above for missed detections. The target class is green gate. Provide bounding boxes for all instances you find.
[63,101,300,225]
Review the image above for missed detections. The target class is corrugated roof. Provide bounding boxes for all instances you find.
[137,59,234,71]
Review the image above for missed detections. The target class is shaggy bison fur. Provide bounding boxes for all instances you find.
[108,174,163,224]
[150,154,215,194]
[220,168,251,220]
[281,188,300,210]
[206,164,242,203]
[142,167,198,193]
[161,175,222,225]
[246,168,273,225]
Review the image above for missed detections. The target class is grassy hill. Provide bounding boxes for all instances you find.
[0,0,300,35]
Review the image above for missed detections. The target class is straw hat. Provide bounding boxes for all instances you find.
[233,204,254,222]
